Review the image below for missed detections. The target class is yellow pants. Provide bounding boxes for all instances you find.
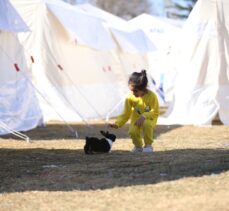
[128,119,157,147]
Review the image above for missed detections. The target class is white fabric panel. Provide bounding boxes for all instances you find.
[0,32,25,84]
[218,86,229,125]
[0,0,29,32]
[111,28,157,53]
[0,77,43,135]
[77,3,128,30]
[46,0,116,50]
[118,52,149,75]
[159,86,219,125]
[216,0,229,124]
[129,14,184,50]
[31,47,127,122]
[159,0,229,125]
[77,3,157,53]
[0,2,43,135]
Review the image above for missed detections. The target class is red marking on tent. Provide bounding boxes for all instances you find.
[30,56,35,63]
[108,66,112,71]
[57,64,63,70]
[14,63,20,72]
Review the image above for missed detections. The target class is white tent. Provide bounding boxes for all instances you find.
[10,0,129,123]
[0,0,43,135]
[159,0,229,125]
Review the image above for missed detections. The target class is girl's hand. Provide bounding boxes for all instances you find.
[108,123,118,129]
[135,116,145,127]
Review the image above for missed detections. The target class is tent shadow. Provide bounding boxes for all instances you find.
[0,148,228,192]
[0,123,181,140]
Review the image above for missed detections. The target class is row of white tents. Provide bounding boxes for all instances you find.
[0,0,228,137]
[0,0,158,136]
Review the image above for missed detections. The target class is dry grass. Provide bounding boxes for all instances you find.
[0,120,229,211]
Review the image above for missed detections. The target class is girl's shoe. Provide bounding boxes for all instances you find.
[142,145,153,153]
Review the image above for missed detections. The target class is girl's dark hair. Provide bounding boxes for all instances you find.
[128,70,148,90]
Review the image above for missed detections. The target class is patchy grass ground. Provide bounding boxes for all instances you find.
[0,121,229,211]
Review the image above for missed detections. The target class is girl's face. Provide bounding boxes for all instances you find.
[129,83,145,97]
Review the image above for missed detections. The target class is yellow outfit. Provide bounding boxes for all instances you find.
[115,89,159,147]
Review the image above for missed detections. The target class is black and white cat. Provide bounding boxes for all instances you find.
[84,131,116,154]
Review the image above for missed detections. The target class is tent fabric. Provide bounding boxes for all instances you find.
[110,28,157,53]
[129,13,184,50]
[0,77,43,135]
[0,0,29,32]
[77,3,157,53]
[159,0,229,125]
[78,3,127,30]
[0,1,43,135]
[46,0,116,50]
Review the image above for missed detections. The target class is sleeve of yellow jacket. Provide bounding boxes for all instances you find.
[142,91,160,120]
[115,96,132,128]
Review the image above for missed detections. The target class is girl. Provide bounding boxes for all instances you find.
[109,70,159,152]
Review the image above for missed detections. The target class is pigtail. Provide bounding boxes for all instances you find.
[140,70,148,89]
[141,69,147,76]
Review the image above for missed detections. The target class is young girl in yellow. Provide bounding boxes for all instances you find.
[109,70,159,152]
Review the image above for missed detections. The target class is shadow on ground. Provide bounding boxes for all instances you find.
[0,123,181,140]
[0,148,228,192]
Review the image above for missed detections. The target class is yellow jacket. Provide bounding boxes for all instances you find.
[115,89,159,127]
